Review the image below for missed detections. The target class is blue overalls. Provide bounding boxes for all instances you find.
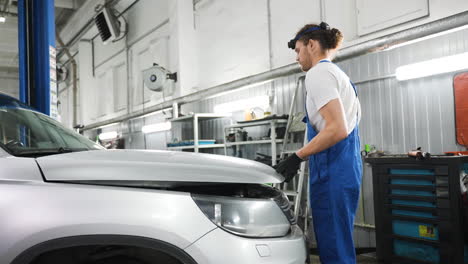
[305,60,362,264]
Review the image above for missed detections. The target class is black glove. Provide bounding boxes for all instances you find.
[274,153,303,182]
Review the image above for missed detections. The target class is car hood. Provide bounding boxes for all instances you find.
[36,149,284,185]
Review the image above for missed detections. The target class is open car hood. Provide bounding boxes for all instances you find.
[36,150,284,186]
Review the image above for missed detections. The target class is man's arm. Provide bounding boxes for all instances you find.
[296,98,348,159]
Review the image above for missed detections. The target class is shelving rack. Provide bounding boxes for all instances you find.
[223,119,288,166]
[167,113,230,153]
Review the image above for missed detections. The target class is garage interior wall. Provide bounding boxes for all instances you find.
[58,0,468,128]
[0,14,19,99]
[81,24,468,247]
[0,73,19,98]
[52,0,468,247]
[179,25,468,247]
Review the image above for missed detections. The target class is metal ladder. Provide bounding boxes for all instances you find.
[276,76,310,232]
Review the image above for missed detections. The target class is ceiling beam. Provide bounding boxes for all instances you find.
[55,0,77,9]
[57,0,106,46]
[57,0,136,55]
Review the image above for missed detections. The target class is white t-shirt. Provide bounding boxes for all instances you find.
[305,60,361,134]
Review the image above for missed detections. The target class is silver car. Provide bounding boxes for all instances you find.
[0,93,307,264]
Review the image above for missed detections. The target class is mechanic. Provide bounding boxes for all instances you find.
[275,22,362,264]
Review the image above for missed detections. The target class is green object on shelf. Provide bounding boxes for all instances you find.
[365,144,371,153]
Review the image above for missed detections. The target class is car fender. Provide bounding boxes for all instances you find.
[0,182,216,264]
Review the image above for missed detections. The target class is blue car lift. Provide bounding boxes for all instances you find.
[18,0,57,119]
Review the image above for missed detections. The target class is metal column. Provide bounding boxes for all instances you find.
[18,0,57,119]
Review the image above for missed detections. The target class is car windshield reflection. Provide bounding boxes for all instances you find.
[0,106,103,157]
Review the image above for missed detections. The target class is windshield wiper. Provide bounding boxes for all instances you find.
[11,147,89,157]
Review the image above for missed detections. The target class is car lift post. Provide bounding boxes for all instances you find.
[18,0,58,119]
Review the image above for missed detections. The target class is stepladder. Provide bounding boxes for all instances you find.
[277,115,310,236]
[275,76,311,236]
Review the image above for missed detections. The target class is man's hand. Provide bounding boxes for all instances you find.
[274,153,304,182]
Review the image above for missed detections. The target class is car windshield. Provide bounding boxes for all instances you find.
[0,103,103,157]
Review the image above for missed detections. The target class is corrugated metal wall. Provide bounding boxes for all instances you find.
[103,26,468,247]
[340,29,468,155]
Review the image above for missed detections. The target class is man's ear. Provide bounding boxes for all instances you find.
[307,39,316,52]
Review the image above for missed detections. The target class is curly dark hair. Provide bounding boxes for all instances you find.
[296,23,343,50]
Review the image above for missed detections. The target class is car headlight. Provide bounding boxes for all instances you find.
[192,194,291,238]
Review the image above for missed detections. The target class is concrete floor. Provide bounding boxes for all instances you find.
[310,254,381,263]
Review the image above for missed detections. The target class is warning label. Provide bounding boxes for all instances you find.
[419,225,436,239]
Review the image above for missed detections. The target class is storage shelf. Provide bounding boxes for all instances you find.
[167,144,225,150]
[169,113,232,153]
[225,119,287,129]
[223,118,286,166]
[225,139,283,146]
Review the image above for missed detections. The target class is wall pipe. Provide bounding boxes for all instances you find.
[83,63,300,130]
[83,10,468,131]
[56,34,78,127]
[336,10,468,61]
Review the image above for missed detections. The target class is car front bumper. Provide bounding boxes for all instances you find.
[185,225,307,264]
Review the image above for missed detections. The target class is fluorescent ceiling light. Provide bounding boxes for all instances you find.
[386,25,468,51]
[395,52,468,81]
[142,122,171,134]
[214,95,269,114]
[0,16,6,23]
[206,80,273,100]
[98,131,118,141]
[96,122,120,130]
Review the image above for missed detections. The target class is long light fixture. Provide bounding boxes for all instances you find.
[98,131,118,141]
[0,16,6,23]
[386,25,468,51]
[395,52,468,81]
[142,122,172,134]
[205,80,273,100]
[214,95,269,114]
